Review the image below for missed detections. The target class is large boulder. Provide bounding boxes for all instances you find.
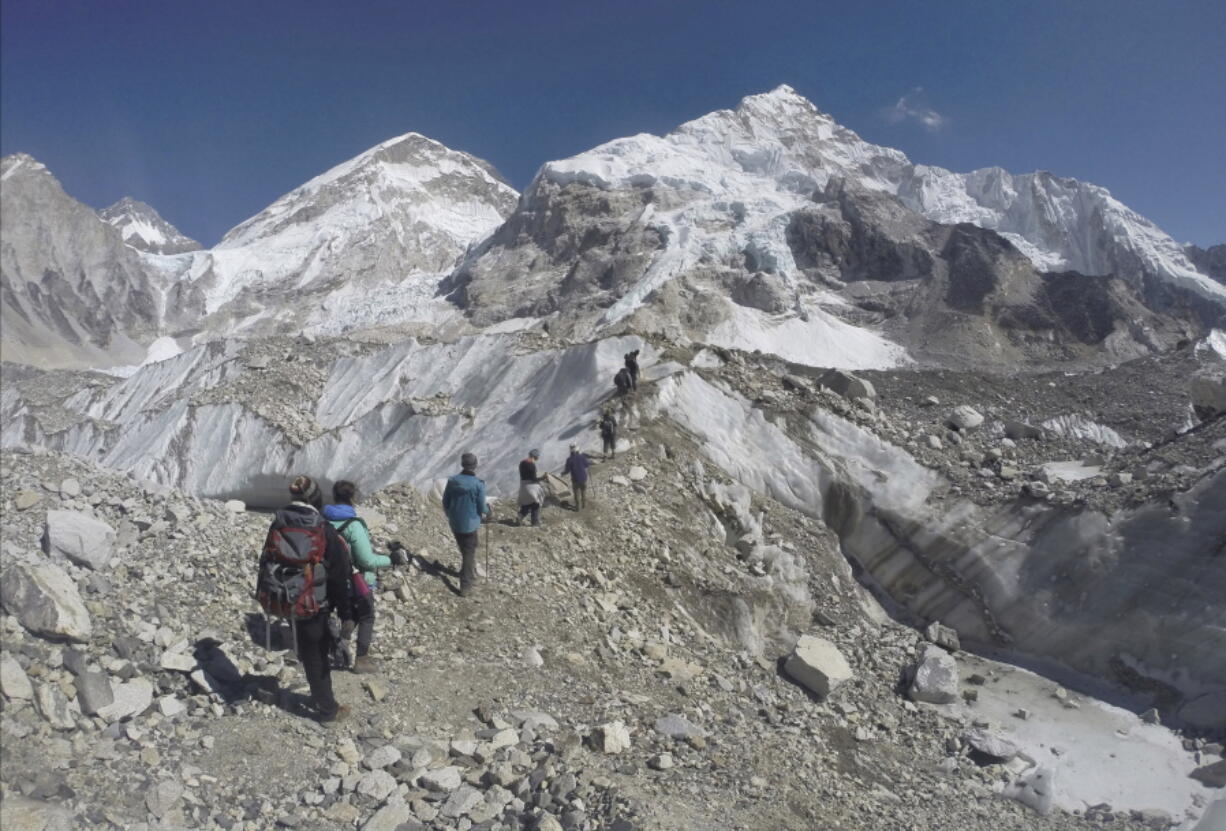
[785,635,853,698]
[1192,369,1226,421]
[908,645,959,704]
[818,369,876,401]
[0,562,92,643]
[945,405,984,432]
[97,677,153,722]
[42,510,116,570]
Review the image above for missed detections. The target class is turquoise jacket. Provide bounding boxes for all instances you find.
[323,504,392,589]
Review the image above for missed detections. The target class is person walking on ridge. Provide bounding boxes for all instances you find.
[599,411,618,459]
[324,480,407,673]
[561,443,592,511]
[517,449,547,527]
[442,453,491,597]
[625,349,640,390]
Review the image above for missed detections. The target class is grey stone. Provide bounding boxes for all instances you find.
[364,744,401,769]
[420,766,463,792]
[784,635,853,698]
[59,478,81,498]
[946,405,984,431]
[818,368,876,401]
[924,621,960,652]
[0,654,34,699]
[1,561,93,643]
[963,727,1020,762]
[1004,420,1043,441]
[43,509,116,570]
[14,490,42,511]
[590,720,631,754]
[146,779,184,818]
[76,669,114,715]
[909,645,959,704]
[97,677,153,722]
[440,784,484,818]
[653,713,707,741]
[361,797,411,831]
[355,769,397,801]
[1190,760,1226,788]
[34,683,77,730]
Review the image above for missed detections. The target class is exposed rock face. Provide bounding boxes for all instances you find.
[0,154,171,369]
[1186,243,1226,286]
[0,561,92,642]
[449,87,1218,369]
[98,197,201,255]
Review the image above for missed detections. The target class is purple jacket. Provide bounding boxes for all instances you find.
[563,451,591,485]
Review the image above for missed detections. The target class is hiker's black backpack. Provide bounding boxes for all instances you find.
[255,508,329,621]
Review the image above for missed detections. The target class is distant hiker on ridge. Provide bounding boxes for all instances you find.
[255,475,354,722]
[441,453,491,598]
[614,367,632,396]
[625,349,640,390]
[599,411,617,459]
[517,448,547,527]
[324,480,407,674]
[561,443,592,511]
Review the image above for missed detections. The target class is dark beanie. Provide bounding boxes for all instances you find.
[461,452,478,471]
[289,475,322,509]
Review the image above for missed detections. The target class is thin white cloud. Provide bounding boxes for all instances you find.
[883,87,946,132]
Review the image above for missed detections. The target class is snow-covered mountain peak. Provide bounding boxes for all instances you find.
[1,153,51,183]
[99,196,201,255]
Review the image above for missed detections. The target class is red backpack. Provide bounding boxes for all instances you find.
[255,509,329,621]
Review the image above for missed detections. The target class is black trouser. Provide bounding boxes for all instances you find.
[602,434,616,456]
[453,529,479,593]
[294,613,338,718]
[572,482,587,510]
[352,593,375,657]
[518,502,541,526]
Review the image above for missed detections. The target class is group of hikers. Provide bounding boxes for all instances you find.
[614,349,640,396]
[255,413,623,723]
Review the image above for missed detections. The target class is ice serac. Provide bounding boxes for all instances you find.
[176,133,519,338]
[450,85,1221,367]
[0,154,174,369]
[99,197,201,255]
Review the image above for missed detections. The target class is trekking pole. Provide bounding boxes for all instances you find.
[484,522,491,582]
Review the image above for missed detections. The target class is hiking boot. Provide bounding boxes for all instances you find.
[318,704,349,724]
[352,655,377,674]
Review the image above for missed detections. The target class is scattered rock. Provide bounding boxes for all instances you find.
[627,466,648,482]
[946,406,984,432]
[590,721,631,754]
[420,766,463,792]
[818,368,876,401]
[0,561,93,643]
[1190,759,1226,788]
[76,670,114,715]
[0,654,34,700]
[963,727,1020,763]
[97,677,153,722]
[224,499,247,513]
[42,510,116,570]
[924,621,960,652]
[146,779,184,819]
[14,490,42,511]
[909,645,959,704]
[653,713,707,741]
[784,635,853,698]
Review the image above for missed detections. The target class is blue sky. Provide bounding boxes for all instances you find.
[2,0,1223,247]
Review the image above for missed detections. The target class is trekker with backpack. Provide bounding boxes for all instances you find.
[516,449,547,527]
[561,443,592,511]
[256,475,354,722]
[324,480,407,674]
[614,368,632,396]
[625,350,640,390]
[442,453,491,597]
[599,411,617,459]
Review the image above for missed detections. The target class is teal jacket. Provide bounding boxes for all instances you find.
[323,504,392,589]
